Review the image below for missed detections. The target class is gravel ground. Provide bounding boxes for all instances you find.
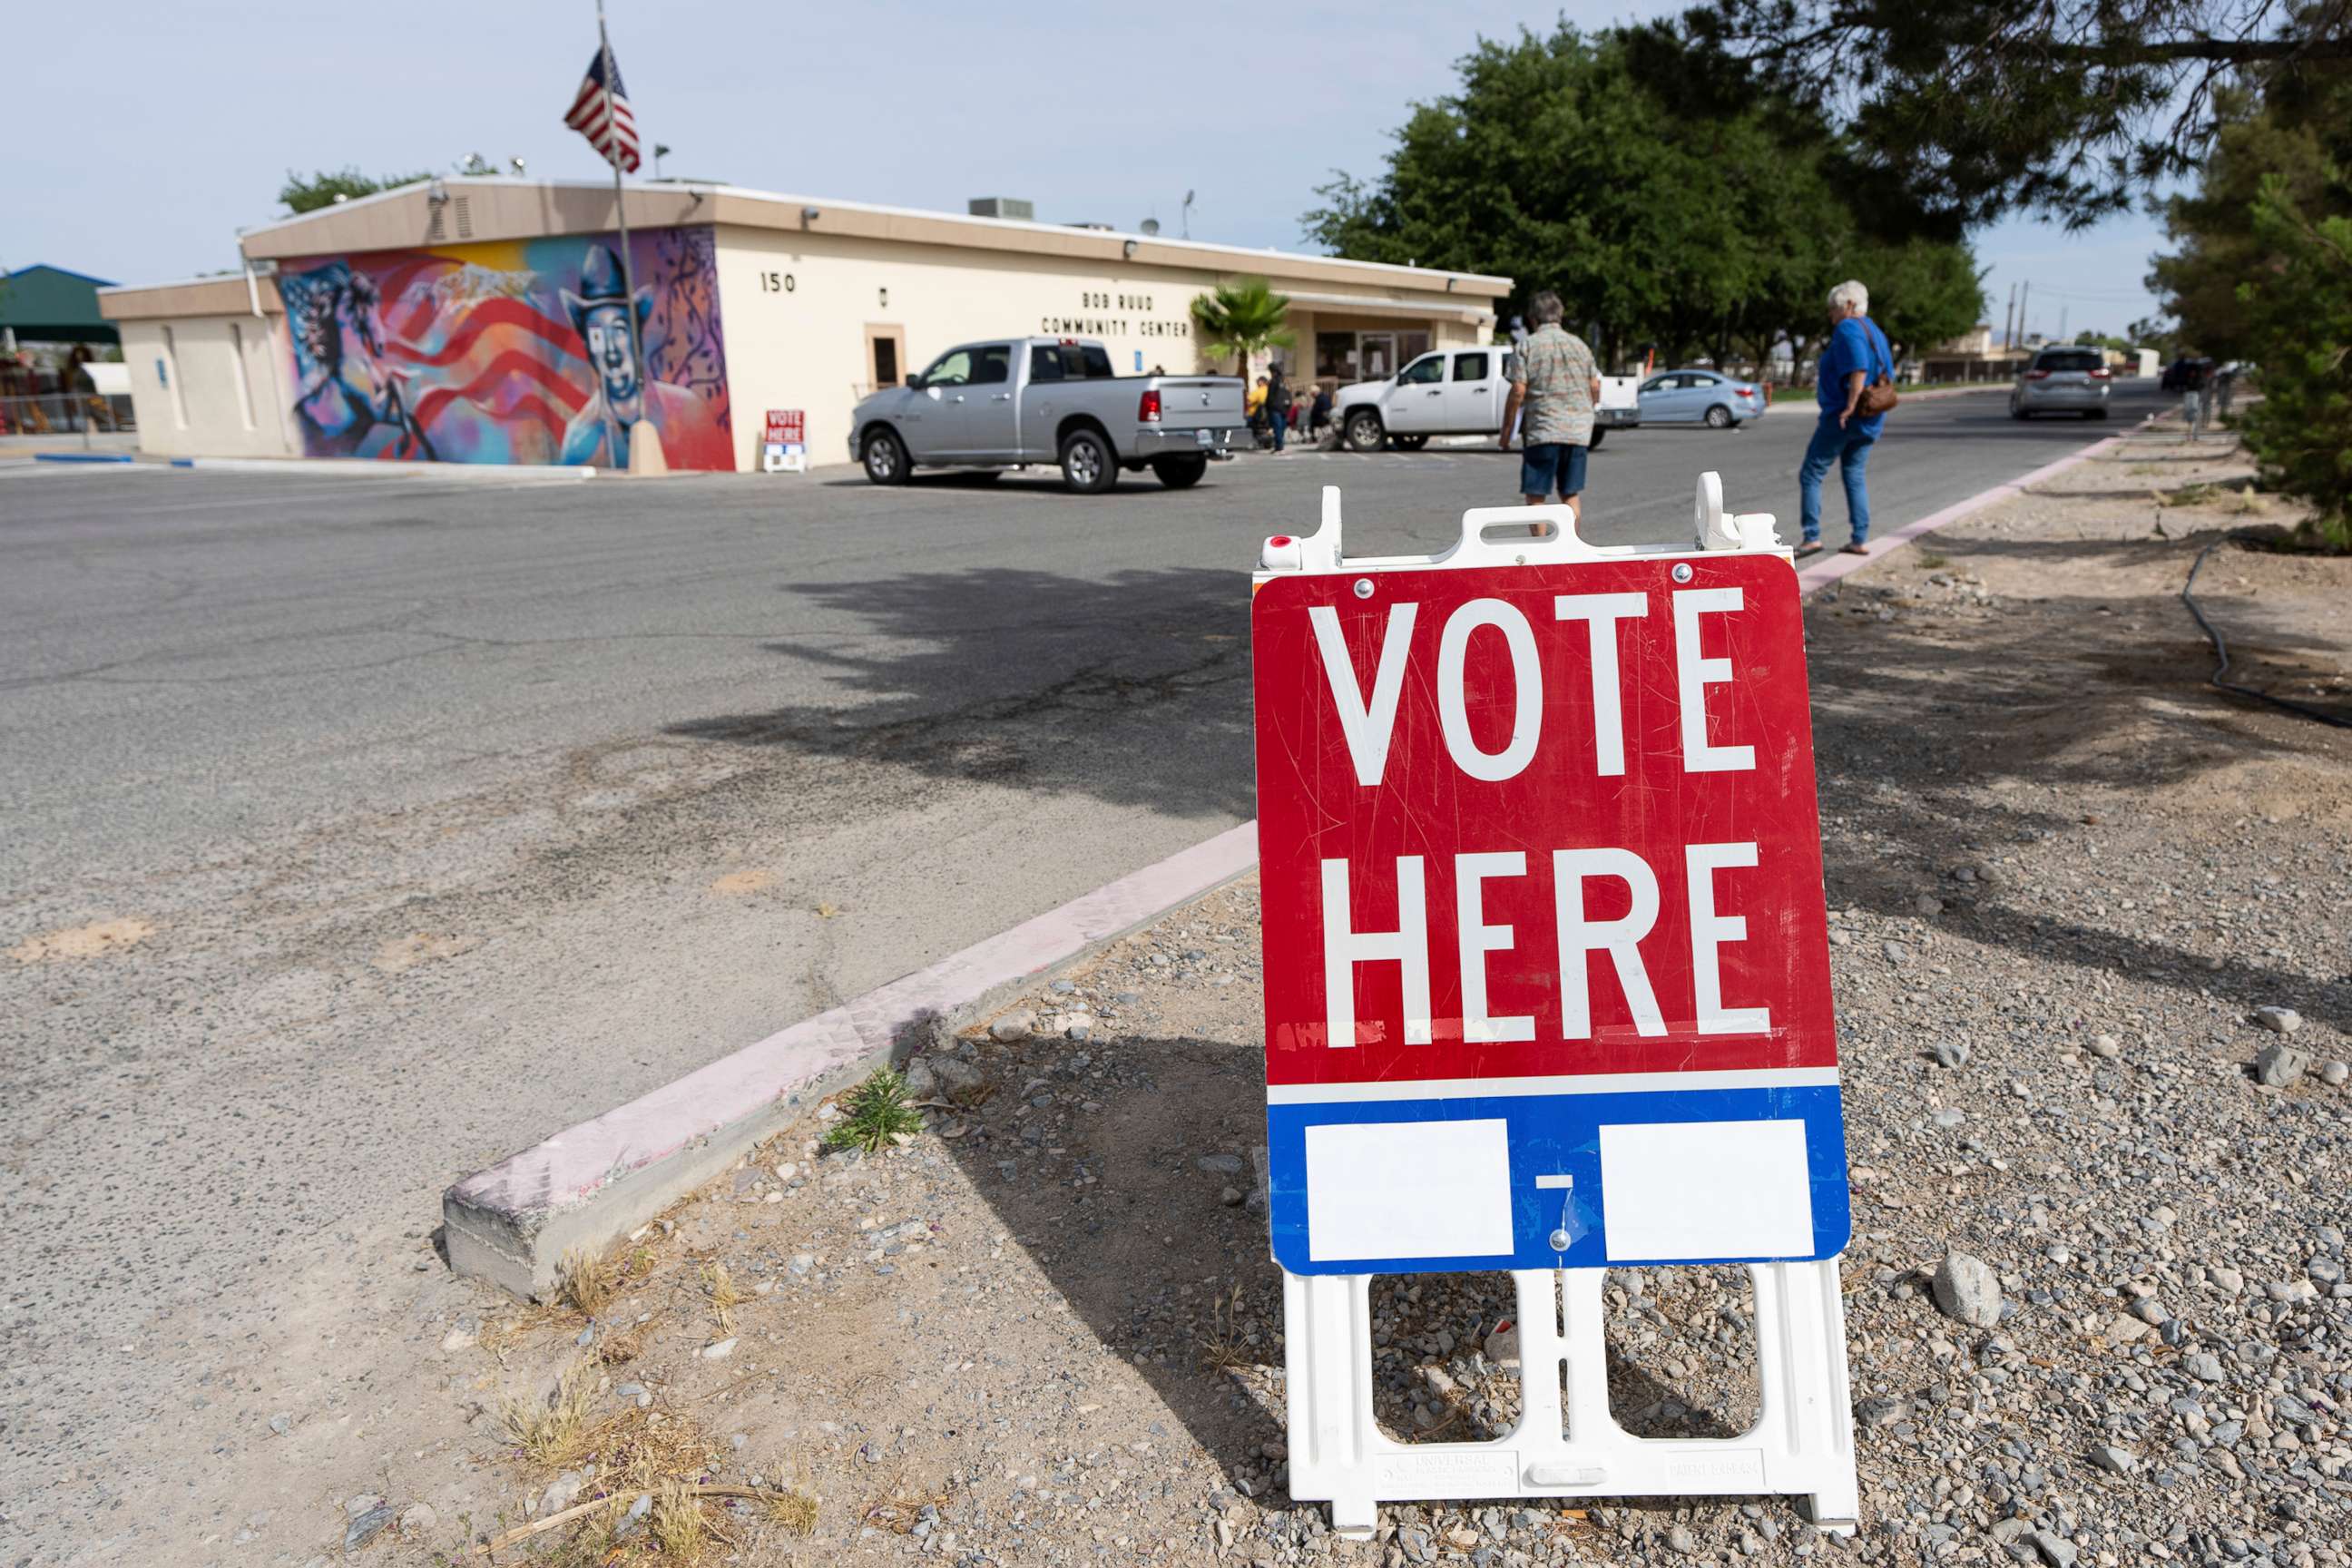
[48,424,2350,1567]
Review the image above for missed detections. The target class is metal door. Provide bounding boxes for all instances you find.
[1384,352,1448,433]
[1442,349,1497,431]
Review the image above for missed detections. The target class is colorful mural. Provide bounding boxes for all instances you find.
[278,226,730,468]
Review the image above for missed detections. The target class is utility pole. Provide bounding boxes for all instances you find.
[2058,304,2068,343]
[2003,283,2016,352]
[2018,280,2030,348]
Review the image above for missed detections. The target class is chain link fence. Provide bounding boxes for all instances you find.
[0,390,137,442]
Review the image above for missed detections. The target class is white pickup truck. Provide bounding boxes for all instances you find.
[1332,345,1641,452]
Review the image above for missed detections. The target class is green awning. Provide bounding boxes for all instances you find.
[0,264,121,345]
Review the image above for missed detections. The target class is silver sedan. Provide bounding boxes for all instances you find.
[2011,347,2113,419]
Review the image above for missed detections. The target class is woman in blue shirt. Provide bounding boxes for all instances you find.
[1797,280,1894,558]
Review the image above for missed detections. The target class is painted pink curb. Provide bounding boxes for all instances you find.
[443,821,1259,1297]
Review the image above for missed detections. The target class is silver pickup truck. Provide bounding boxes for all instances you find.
[848,337,1250,493]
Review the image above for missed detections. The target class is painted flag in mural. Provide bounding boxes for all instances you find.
[563,44,642,172]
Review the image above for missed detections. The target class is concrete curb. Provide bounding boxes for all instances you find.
[440,413,2136,1298]
[444,822,1259,1298]
[168,456,598,482]
[1794,415,2152,593]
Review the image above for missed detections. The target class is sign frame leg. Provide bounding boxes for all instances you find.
[1280,1260,1861,1538]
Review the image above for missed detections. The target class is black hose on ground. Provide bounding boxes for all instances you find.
[2180,534,2352,729]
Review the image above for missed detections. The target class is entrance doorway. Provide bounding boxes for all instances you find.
[1314,328,1433,385]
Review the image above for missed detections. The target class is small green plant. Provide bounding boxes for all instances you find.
[821,1068,925,1153]
[1916,550,1948,570]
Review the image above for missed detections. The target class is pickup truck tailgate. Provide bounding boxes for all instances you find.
[1152,377,1245,429]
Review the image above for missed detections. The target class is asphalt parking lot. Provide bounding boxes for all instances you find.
[0,380,2164,1555]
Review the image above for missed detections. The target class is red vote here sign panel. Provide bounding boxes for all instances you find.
[1252,550,1849,1274]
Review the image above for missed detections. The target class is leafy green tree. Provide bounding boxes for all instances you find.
[1654,1,2352,224]
[1191,278,1296,376]
[2239,162,2352,547]
[279,167,434,216]
[1852,239,1988,362]
[1302,24,1979,372]
[2149,88,2335,360]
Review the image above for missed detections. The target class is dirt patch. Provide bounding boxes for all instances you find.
[708,868,779,895]
[7,916,153,964]
[371,931,484,973]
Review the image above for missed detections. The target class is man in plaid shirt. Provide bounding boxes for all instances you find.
[1498,289,1602,521]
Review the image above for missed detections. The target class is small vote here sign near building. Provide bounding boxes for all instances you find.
[1252,497,1849,1275]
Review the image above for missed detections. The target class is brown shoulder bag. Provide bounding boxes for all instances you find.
[1855,322,1900,416]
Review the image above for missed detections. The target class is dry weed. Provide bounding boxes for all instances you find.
[1200,1280,1250,1369]
[500,1358,598,1468]
[650,1481,708,1558]
[701,1260,741,1333]
[596,1320,645,1366]
[556,1247,615,1319]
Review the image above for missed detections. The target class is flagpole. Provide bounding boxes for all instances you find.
[598,0,646,402]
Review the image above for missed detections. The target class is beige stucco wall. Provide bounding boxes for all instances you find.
[118,315,293,458]
[711,225,1491,470]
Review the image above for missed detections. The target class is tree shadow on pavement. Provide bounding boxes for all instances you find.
[665,564,1256,823]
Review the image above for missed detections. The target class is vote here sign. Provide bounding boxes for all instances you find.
[1252,549,1849,1275]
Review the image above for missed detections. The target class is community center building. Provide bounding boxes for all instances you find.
[99,177,1506,472]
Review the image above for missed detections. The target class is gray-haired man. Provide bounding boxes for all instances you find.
[1499,290,1602,519]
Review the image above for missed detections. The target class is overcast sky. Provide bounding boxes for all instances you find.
[13,0,2165,338]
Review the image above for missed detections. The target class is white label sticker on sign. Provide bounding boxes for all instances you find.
[1598,1119,1815,1260]
[1304,1119,1514,1262]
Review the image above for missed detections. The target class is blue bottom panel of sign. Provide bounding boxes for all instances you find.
[1265,1084,1850,1274]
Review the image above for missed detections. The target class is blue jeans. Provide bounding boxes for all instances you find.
[1269,407,1289,451]
[1798,415,1877,544]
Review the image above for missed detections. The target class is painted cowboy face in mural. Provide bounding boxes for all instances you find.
[560,245,654,467]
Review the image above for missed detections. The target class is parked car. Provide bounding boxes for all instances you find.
[849,337,1250,492]
[2011,346,2112,419]
[1635,368,1765,428]
[1331,346,1641,452]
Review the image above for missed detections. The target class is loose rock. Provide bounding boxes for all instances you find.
[2253,1041,2311,1088]
[2252,1004,2303,1034]
[1932,1251,2003,1328]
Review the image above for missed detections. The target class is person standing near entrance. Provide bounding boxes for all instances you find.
[1498,290,1601,518]
[1797,279,1895,558]
[1265,363,1291,452]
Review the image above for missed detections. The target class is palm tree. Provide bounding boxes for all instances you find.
[1191,277,1296,377]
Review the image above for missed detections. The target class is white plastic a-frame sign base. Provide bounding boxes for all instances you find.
[1282,1261,1859,1538]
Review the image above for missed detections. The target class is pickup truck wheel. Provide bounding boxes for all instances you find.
[1058,429,1117,494]
[1390,434,1429,452]
[861,427,909,485]
[1587,426,1607,450]
[1344,409,1387,453]
[1152,455,1209,489]
[1704,405,1735,429]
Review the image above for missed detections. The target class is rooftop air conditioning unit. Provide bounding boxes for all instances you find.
[968,197,1034,221]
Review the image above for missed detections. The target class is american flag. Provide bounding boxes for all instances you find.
[563,44,641,172]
